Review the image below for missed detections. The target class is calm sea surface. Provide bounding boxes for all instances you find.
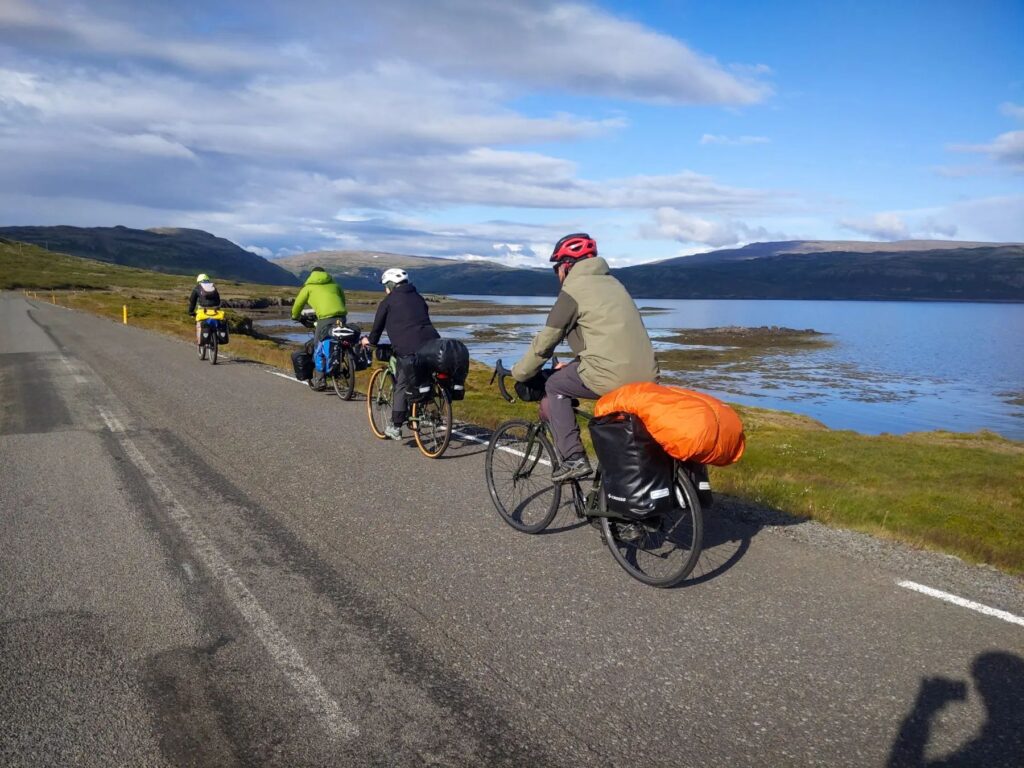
[270,296,1024,439]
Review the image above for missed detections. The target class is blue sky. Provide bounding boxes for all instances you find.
[1,0,1021,267]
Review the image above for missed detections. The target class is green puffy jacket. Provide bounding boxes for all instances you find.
[290,270,347,320]
[511,257,658,395]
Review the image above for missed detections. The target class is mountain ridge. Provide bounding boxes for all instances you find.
[274,240,1024,301]
[0,225,299,286]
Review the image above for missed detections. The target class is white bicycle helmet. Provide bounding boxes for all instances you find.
[196,273,210,282]
[380,268,408,286]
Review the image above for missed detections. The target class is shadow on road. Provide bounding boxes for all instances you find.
[887,651,1024,767]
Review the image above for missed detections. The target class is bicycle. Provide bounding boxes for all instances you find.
[366,343,454,458]
[485,360,708,588]
[299,311,363,399]
[196,308,224,365]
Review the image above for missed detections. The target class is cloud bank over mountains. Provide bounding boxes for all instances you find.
[0,0,1020,264]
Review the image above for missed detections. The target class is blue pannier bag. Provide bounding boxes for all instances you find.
[314,338,331,373]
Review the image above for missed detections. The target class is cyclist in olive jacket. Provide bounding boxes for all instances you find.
[361,268,440,440]
[511,233,658,481]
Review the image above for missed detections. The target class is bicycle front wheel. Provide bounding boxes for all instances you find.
[412,386,452,458]
[366,367,394,439]
[333,350,357,400]
[197,340,207,360]
[485,420,561,533]
[601,465,704,588]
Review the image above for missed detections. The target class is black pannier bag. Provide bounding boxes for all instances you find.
[374,343,393,362]
[416,338,470,382]
[514,370,552,402]
[416,338,470,400]
[216,321,229,344]
[397,355,432,403]
[291,350,313,381]
[352,345,372,371]
[589,412,676,520]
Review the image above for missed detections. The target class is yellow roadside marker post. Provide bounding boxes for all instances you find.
[123,305,128,325]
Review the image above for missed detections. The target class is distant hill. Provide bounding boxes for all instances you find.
[275,249,551,294]
[657,239,1017,265]
[618,244,1024,301]
[278,241,1024,302]
[0,225,298,286]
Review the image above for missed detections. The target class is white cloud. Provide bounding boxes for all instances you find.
[1000,102,1024,121]
[240,244,274,258]
[952,131,1024,173]
[643,208,787,247]
[839,213,911,240]
[364,0,771,105]
[0,0,265,72]
[839,212,957,241]
[699,134,770,146]
[948,104,1024,174]
[0,0,778,260]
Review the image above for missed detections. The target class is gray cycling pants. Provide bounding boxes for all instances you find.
[541,361,599,460]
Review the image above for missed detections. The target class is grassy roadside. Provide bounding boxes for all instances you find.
[7,239,1022,575]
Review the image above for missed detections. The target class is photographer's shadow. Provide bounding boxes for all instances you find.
[888,651,1024,767]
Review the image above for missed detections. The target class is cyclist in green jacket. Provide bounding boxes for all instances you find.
[290,267,348,390]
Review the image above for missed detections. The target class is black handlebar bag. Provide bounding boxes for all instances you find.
[514,369,552,402]
[589,412,675,520]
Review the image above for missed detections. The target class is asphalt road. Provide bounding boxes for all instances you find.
[1,292,1022,767]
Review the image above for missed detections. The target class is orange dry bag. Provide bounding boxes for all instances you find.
[594,382,745,466]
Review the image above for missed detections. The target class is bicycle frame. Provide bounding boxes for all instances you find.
[511,417,605,520]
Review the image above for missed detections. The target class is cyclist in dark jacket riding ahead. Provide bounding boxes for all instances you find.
[511,233,658,482]
[362,268,440,440]
[188,273,221,344]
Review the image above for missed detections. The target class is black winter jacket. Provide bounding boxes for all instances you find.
[367,283,440,356]
[188,281,221,315]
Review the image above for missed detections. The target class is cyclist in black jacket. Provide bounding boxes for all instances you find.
[362,268,440,440]
[187,273,221,344]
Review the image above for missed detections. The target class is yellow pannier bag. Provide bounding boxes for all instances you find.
[195,308,225,321]
[594,382,745,466]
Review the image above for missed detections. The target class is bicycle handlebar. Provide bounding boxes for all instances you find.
[490,359,515,403]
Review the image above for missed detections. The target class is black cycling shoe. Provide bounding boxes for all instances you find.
[552,454,592,483]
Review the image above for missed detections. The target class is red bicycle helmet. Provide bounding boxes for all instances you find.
[549,233,597,273]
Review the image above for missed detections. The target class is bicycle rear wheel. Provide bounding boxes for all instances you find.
[485,420,561,533]
[197,340,207,360]
[333,350,357,400]
[209,334,218,365]
[601,465,704,588]
[411,386,452,458]
[366,367,394,439]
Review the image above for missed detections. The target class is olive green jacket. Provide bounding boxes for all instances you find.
[290,270,347,321]
[511,257,658,394]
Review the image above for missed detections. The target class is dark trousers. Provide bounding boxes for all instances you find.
[541,360,599,460]
[392,354,417,427]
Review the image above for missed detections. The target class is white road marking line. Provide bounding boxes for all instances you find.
[897,580,1024,628]
[268,370,306,385]
[264,369,554,466]
[451,426,553,467]
[97,406,357,738]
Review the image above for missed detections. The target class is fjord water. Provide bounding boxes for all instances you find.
[440,296,1024,440]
